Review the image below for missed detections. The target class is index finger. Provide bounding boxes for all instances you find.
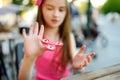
[77,45,86,56]
[86,52,95,62]
[22,29,27,38]
[89,52,95,58]
[38,25,44,39]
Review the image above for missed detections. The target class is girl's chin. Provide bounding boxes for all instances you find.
[49,24,60,28]
[50,22,61,27]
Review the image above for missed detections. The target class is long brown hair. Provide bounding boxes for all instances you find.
[36,0,72,69]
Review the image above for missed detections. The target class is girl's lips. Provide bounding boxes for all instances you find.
[51,19,59,23]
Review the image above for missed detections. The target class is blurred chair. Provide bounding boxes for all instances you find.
[0,42,9,80]
[14,42,24,77]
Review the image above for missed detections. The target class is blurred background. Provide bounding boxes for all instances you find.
[0,0,120,80]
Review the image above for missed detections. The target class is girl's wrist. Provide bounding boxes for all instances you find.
[23,55,37,63]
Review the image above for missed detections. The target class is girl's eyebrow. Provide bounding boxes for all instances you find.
[45,4,66,8]
[45,4,54,7]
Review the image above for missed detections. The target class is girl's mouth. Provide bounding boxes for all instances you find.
[51,19,59,24]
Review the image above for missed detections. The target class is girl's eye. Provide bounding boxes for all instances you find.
[59,8,66,12]
[47,8,53,10]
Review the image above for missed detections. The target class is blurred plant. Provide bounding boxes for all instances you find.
[78,2,88,13]
[12,0,23,5]
[100,0,120,14]
[12,0,33,7]
[12,0,36,16]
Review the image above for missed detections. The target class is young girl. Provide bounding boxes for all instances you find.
[18,0,95,80]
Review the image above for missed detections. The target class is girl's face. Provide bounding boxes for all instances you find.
[42,0,67,28]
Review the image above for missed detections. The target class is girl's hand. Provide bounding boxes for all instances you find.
[71,45,95,70]
[22,22,46,60]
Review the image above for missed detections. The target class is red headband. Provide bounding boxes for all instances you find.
[36,0,43,6]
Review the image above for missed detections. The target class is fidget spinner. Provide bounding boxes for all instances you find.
[41,39,63,51]
[46,45,55,50]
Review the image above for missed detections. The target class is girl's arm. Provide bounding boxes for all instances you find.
[70,33,77,59]
[18,57,36,80]
[18,22,46,80]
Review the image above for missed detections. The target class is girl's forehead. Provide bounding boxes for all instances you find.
[44,0,66,6]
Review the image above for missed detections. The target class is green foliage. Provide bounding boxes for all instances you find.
[100,0,120,14]
[12,0,23,5]
[12,0,33,7]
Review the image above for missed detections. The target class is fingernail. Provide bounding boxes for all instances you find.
[35,22,38,26]
[82,44,86,48]
[41,24,44,28]
[91,52,95,57]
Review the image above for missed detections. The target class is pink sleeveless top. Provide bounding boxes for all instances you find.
[35,36,70,80]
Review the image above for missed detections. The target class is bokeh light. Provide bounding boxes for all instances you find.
[90,0,107,9]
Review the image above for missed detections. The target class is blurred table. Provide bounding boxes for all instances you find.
[62,64,120,80]
[0,32,19,41]
[0,32,21,80]
[0,32,20,57]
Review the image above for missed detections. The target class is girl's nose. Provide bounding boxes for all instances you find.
[53,10,60,17]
